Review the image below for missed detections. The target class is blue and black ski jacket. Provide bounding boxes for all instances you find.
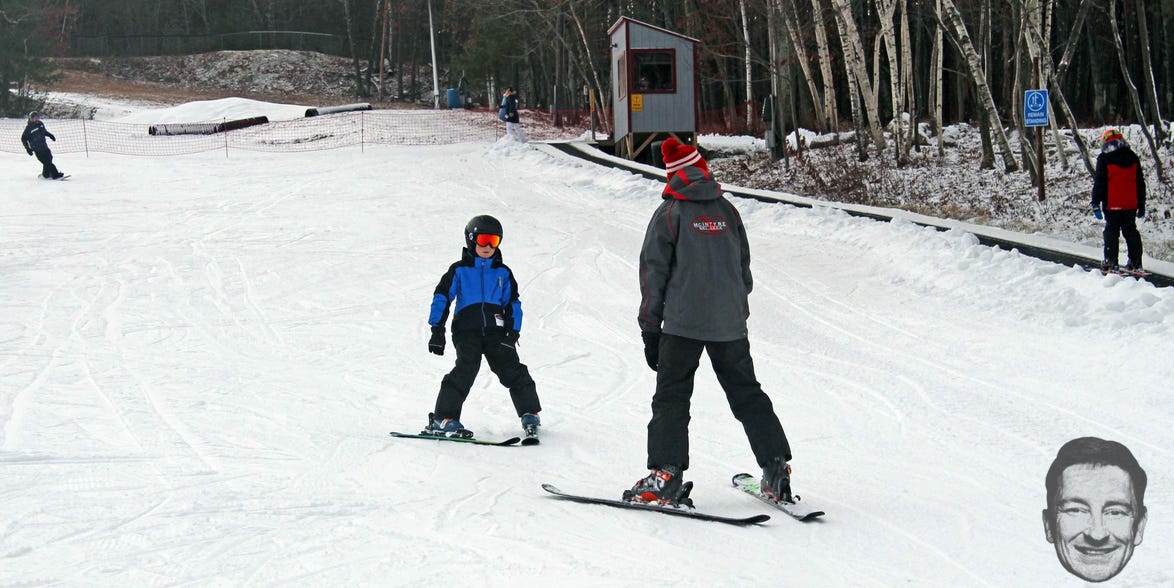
[429,248,523,336]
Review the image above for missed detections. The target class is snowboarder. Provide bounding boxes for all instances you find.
[501,88,526,142]
[1091,128,1146,272]
[21,111,65,180]
[626,138,794,506]
[425,215,541,440]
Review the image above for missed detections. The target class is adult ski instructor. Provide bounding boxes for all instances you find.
[625,137,797,506]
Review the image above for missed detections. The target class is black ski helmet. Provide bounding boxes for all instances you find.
[464,215,503,249]
[28,111,40,121]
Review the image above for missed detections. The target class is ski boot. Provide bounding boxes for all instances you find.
[422,413,473,439]
[520,412,540,446]
[622,465,693,507]
[761,456,794,503]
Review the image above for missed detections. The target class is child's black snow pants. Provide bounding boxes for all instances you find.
[434,330,541,420]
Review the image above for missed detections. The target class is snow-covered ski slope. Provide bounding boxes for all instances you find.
[2,136,1172,586]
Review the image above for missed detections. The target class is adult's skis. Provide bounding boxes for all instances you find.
[541,483,770,526]
[731,473,825,521]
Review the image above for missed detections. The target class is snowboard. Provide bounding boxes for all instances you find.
[1102,267,1152,278]
[731,473,825,521]
[36,174,70,180]
[541,483,771,526]
[389,431,521,446]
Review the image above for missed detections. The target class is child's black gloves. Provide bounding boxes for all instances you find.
[641,331,660,371]
[428,326,446,355]
[502,330,520,349]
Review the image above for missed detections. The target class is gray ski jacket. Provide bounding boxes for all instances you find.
[638,166,752,342]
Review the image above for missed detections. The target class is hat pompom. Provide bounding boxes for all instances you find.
[661,138,707,176]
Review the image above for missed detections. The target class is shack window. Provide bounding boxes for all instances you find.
[632,50,675,93]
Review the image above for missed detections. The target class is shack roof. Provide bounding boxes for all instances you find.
[607,17,700,45]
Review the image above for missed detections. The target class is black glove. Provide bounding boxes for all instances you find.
[26,149,33,156]
[642,332,660,372]
[1137,207,1145,219]
[502,330,520,349]
[428,326,446,355]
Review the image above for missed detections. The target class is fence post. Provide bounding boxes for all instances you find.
[361,111,365,153]
[82,118,89,158]
[224,119,229,158]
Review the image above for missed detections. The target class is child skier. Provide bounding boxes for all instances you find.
[21,112,65,180]
[425,215,541,441]
[625,138,795,506]
[1091,128,1147,272]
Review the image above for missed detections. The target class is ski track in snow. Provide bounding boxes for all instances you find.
[1,136,1172,586]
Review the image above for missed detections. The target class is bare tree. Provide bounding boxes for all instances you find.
[1049,0,1095,174]
[779,0,828,132]
[809,0,838,132]
[739,0,754,129]
[1107,0,1165,182]
[1133,1,1166,140]
[941,0,1018,172]
[930,0,944,158]
[899,0,915,162]
[829,0,885,152]
[875,0,903,163]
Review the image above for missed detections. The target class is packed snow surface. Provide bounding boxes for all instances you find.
[2,100,1172,586]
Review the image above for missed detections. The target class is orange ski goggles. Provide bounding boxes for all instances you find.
[474,233,502,248]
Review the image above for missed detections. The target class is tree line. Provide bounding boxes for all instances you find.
[4,0,1171,174]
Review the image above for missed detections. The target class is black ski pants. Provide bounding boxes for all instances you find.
[1103,210,1143,267]
[434,330,540,421]
[647,334,791,470]
[34,147,60,178]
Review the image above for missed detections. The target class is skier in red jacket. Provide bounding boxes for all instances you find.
[1091,128,1146,272]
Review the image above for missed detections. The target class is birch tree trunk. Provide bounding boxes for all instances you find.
[830,0,886,151]
[765,0,788,163]
[931,0,944,157]
[875,0,903,164]
[900,0,916,161]
[941,0,1018,172]
[780,0,828,132]
[1108,0,1165,182]
[810,0,839,132]
[739,0,754,129]
[977,0,995,168]
[1133,1,1166,140]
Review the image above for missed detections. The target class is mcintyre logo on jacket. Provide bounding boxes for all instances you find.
[690,215,728,234]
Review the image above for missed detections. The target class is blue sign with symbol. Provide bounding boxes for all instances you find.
[1024,90,1049,127]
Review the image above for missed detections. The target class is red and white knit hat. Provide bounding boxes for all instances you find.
[661,137,709,176]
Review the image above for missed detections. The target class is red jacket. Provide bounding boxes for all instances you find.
[1092,144,1146,211]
